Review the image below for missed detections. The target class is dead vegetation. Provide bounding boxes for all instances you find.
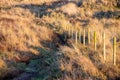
[0,0,120,80]
[0,5,55,79]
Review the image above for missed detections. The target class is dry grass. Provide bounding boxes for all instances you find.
[0,0,120,79]
[0,59,7,78]
[56,41,120,80]
[0,8,53,53]
[60,3,79,16]
[58,46,106,80]
[0,3,54,78]
[42,1,120,79]
[0,0,56,7]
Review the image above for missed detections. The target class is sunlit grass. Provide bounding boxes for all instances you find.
[0,0,120,79]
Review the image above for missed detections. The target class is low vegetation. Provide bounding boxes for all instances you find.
[0,0,120,80]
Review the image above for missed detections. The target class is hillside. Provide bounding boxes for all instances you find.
[0,0,120,80]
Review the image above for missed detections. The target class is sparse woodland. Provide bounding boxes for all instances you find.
[0,0,120,80]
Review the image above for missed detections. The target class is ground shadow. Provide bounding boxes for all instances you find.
[10,31,69,80]
[1,50,37,80]
[16,46,61,80]
[79,19,90,26]
[10,0,77,18]
[93,10,120,19]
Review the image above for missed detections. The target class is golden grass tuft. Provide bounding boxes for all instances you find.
[0,59,7,69]
[60,3,79,16]
[0,59,8,77]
